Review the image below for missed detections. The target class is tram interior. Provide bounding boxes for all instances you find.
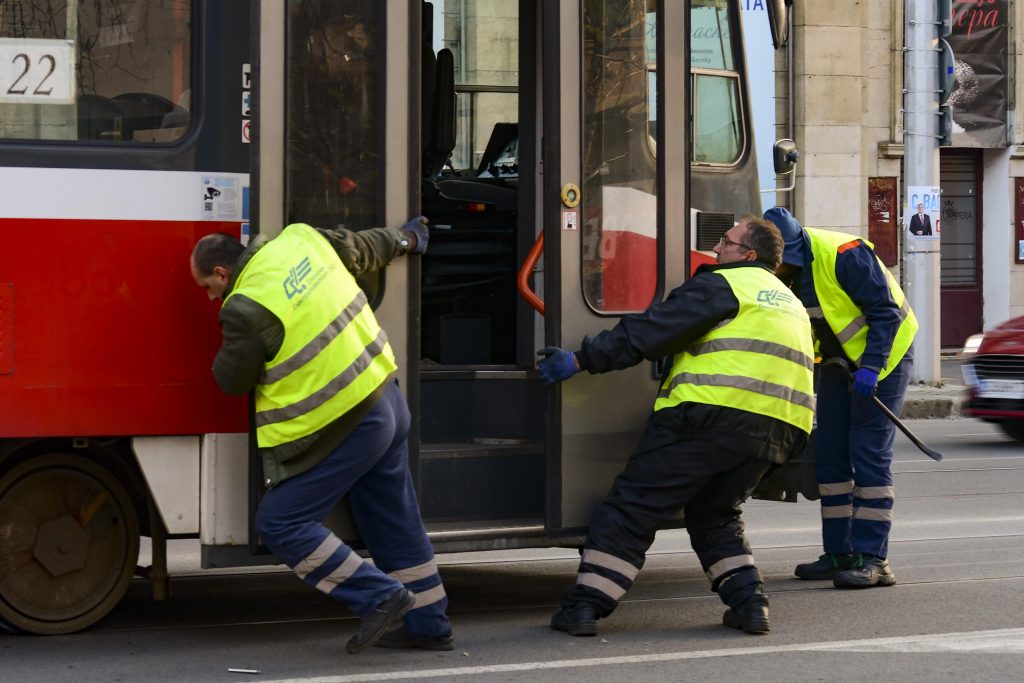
[418,4,521,367]
[415,1,545,527]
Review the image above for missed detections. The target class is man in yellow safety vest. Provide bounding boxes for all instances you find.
[538,216,814,636]
[190,216,453,653]
[764,207,916,590]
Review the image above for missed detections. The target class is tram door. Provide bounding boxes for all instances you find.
[254,1,689,544]
[412,0,690,540]
[252,1,416,541]
[545,1,689,534]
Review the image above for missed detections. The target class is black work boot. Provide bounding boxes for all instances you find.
[550,603,598,637]
[375,626,456,651]
[346,588,417,654]
[722,594,770,634]
[833,554,896,588]
[794,553,856,580]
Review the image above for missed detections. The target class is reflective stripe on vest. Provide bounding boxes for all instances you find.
[805,228,918,380]
[226,223,397,448]
[653,267,815,433]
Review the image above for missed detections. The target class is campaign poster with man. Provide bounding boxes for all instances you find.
[907,186,940,241]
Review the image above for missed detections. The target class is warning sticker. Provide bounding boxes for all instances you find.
[561,210,578,231]
[201,176,241,221]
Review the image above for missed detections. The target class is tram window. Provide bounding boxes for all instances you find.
[284,1,382,233]
[582,0,660,314]
[644,0,744,165]
[690,0,743,165]
[440,2,519,175]
[0,1,192,144]
[691,0,735,71]
[453,91,517,173]
[693,74,742,164]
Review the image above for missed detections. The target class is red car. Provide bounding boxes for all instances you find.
[961,315,1024,442]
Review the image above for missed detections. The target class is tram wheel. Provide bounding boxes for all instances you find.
[0,454,140,635]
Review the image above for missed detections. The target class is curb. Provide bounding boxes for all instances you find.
[901,397,962,419]
[900,385,965,419]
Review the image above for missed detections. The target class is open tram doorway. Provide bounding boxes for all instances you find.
[414,1,547,535]
[419,1,527,368]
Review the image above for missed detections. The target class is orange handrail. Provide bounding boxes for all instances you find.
[517,233,545,315]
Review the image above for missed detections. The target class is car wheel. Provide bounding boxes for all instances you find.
[998,420,1024,442]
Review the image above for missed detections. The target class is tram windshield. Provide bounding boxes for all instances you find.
[0,0,192,144]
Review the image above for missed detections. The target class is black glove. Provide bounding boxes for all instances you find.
[536,346,580,384]
[401,215,429,254]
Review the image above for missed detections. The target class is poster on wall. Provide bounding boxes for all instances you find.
[947,0,1008,148]
[906,186,941,243]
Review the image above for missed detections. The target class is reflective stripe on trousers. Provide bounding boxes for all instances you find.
[255,381,451,638]
[388,558,448,610]
[815,352,911,558]
[563,425,770,618]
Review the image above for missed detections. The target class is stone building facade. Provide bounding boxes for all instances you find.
[771,0,1023,348]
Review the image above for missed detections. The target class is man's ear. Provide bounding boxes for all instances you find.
[213,265,231,281]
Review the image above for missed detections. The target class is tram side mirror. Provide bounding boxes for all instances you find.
[765,0,792,49]
[772,139,799,175]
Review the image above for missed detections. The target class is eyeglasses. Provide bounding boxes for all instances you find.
[718,235,755,251]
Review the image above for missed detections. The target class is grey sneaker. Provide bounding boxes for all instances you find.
[345,588,417,654]
[833,554,896,588]
[794,553,856,580]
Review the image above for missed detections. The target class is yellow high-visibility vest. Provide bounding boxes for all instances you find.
[805,228,917,380]
[226,224,397,448]
[654,266,815,434]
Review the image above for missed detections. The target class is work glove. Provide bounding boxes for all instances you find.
[537,346,580,384]
[401,215,430,254]
[851,367,880,398]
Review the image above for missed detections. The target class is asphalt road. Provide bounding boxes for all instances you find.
[3,418,1022,682]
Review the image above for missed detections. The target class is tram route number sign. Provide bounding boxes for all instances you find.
[0,39,75,104]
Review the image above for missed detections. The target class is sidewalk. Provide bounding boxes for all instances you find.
[901,380,965,419]
[899,353,965,419]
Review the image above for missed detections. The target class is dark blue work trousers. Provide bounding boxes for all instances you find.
[815,351,912,559]
[565,411,771,617]
[255,380,450,639]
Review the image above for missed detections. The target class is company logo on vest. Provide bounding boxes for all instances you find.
[757,289,794,306]
[283,256,313,299]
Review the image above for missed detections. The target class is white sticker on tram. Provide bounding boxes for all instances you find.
[256,628,1024,683]
[0,167,247,221]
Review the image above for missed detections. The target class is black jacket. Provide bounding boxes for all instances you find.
[575,261,808,464]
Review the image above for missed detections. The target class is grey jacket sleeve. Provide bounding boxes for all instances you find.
[315,226,411,276]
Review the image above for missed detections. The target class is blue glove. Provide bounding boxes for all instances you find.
[537,346,580,384]
[851,367,880,398]
[401,215,430,254]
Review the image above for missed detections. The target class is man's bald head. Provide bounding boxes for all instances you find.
[190,233,244,301]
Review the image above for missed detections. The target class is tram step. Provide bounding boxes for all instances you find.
[420,368,545,443]
[418,440,544,521]
[419,439,542,460]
